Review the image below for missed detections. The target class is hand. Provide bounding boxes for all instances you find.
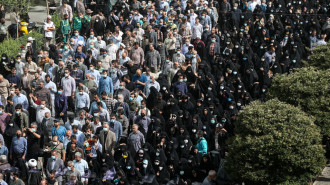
[49,87,52,90]
[28,128,32,132]
[29,93,33,98]
[22,155,25,160]
[60,112,64,116]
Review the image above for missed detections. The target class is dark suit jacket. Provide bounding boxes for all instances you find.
[46,157,64,181]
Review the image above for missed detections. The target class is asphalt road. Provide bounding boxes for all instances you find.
[5,6,48,26]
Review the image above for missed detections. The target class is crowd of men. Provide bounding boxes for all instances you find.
[0,0,329,184]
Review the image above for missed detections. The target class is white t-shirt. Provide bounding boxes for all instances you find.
[43,21,55,38]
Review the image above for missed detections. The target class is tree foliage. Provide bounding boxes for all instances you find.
[0,32,43,58]
[268,67,330,135]
[0,0,30,14]
[304,42,330,70]
[225,99,325,185]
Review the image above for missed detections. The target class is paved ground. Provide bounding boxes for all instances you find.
[5,5,48,26]
[314,165,330,185]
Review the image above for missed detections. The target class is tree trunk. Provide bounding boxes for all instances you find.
[46,0,49,16]
[16,18,18,38]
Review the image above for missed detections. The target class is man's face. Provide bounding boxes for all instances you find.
[133,125,138,132]
[39,83,44,88]
[15,89,20,95]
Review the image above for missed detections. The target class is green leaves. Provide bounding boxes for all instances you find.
[225,99,325,185]
[303,42,330,70]
[268,67,330,135]
[0,0,31,14]
[0,32,43,58]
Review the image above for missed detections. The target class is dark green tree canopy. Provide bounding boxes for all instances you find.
[304,42,330,70]
[268,67,330,135]
[225,99,325,185]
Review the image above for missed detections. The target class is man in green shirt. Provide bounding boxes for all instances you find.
[81,9,92,36]
[60,14,71,43]
[73,12,83,33]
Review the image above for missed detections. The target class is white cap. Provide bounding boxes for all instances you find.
[120,43,126,48]
[27,37,35,41]
[47,15,52,19]
[28,159,37,167]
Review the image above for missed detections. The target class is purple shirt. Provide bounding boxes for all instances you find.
[0,113,10,133]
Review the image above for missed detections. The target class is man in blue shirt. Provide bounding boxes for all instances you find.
[98,70,113,96]
[13,87,29,110]
[171,75,188,96]
[0,140,8,157]
[6,68,21,88]
[52,119,67,142]
[109,114,122,141]
[132,69,147,91]
[10,129,27,164]
[89,93,107,115]
[70,64,84,84]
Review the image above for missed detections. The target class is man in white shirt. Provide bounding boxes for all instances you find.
[43,15,56,50]
[144,75,160,97]
[95,36,106,50]
[86,31,97,47]
[73,152,89,183]
[189,9,198,26]
[106,39,118,62]
[45,75,57,116]
[192,18,203,39]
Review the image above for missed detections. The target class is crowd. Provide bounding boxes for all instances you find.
[0,0,329,184]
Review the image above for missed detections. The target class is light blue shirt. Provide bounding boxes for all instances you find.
[89,101,107,115]
[98,76,114,96]
[159,1,169,9]
[63,136,71,150]
[0,179,8,185]
[10,136,27,155]
[90,142,102,157]
[144,80,160,97]
[52,126,67,142]
[135,95,143,106]
[13,94,29,110]
[72,35,85,46]
[0,145,9,157]
[60,49,74,62]
[75,92,90,110]
[87,70,101,86]
[73,159,89,179]
[65,120,82,131]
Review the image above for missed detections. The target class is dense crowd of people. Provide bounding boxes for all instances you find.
[0,0,329,184]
